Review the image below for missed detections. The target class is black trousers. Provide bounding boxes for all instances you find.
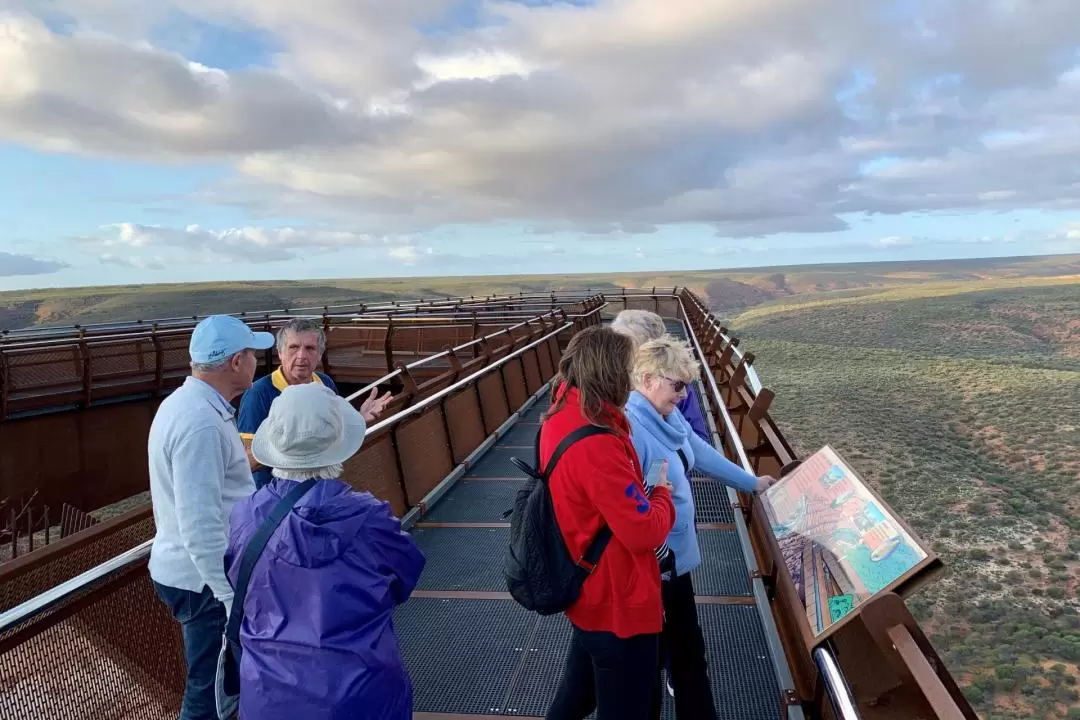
[546,626,660,720]
[651,571,718,720]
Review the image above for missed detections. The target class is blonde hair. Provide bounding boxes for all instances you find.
[610,309,666,349]
[632,335,700,389]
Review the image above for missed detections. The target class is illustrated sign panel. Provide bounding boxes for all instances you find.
[761,445,930,639]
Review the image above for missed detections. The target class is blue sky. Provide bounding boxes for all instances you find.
[1,1,1078,291]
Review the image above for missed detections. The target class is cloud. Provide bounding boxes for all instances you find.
[75,222,411,264]
[0,251,69,277]
[874,235,916,248]
[0,12,360,159]
[2,1,1080,239]
[99,253,167,270]
[387,245,434,264]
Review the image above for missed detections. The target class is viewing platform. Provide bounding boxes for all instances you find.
[0,289,975,720]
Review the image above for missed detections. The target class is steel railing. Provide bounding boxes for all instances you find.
[0,307,593,635]
[677,293,860,720]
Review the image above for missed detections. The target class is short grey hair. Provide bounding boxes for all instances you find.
[610,310,666,349]
[190,354,236,374]
[277,318,326,355]
[271,464,344,481]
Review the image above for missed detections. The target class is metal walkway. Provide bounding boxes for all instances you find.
[394,341,785,718]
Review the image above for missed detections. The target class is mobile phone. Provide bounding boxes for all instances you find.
[645,459,666,488]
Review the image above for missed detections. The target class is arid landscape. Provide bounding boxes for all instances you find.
[3,253,1079,718]
[3,253,1080,332]
[725,266,1080,720]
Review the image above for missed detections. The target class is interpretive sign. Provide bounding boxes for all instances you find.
[761,445,938,641]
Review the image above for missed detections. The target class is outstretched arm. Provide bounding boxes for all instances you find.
[687,430,760,494]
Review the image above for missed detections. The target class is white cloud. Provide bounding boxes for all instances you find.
[875,235,916,248]
[0,251,69,277]
[77,222,410,264]
[99,253,167,270]
[1,0,1080,241]
[387,245,434,264]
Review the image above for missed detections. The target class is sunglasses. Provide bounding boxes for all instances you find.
[659,376,688,393]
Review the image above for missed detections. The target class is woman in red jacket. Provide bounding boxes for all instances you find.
[543,325,676,720]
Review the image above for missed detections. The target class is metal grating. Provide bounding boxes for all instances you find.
[691,478,736,524]
[690,530,752,597]
[500,421,540,446]
[422,479,524,523]
[694,603,784,720]
[503,606,781,720]
[467,447,532,478]
[411,527,512,591]
[502,613,587,718]
[394,597,536,715]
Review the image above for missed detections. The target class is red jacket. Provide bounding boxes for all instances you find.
[543,385,675,638]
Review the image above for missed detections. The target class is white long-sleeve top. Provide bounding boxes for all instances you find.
[148,376,256,606]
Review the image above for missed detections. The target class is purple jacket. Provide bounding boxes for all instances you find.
[677,386,710,443]
[225,478,426,720]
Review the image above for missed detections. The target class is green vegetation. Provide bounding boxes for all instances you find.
[736,280,1080,719]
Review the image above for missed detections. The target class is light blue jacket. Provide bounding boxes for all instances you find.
[625,391,758,577]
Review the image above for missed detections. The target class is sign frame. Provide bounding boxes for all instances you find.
[756,444,943,646]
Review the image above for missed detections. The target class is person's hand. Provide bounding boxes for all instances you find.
[754,475,778,493]
[359,388,394,422]
[655,459,673,493]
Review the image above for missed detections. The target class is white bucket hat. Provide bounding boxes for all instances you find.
[251,383,367,470]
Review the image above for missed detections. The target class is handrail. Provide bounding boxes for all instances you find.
[682,292,763,395]
[814,645,861,719]
[0,539,152,633]
[0,288,630,338]
[366,320,575,433]
[344,301,601,402]
[0,317,581,633]
[677,294,859,720]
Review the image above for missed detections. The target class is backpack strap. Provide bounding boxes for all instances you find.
[225,479,317,644]
[540,424,616,481]
[542,424,618,573]
[507,422,618,573]
[676,448,690,475]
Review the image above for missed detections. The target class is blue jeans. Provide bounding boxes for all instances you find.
[154,582,227,720]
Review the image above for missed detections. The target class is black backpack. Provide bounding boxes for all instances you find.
[503,422,616,615]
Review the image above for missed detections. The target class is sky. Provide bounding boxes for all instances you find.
[1,0,1079,291]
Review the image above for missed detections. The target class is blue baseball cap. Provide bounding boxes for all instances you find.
[189,315,275,364]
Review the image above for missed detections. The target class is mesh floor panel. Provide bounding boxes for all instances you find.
[690,529,752,597]
[502,613,586,718]
[500,421,540,446]
[692,478,737,524]
[412,526,512,591]
[467,446,532,478]
[695,603,784,720]
[502,606,781,720]
[394,597,537,714]
[422,479,524,522]
[404,330,784,718]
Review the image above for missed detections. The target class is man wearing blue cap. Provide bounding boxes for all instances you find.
[147,314,274,720]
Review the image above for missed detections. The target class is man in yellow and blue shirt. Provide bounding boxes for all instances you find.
[238,318,338,489]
